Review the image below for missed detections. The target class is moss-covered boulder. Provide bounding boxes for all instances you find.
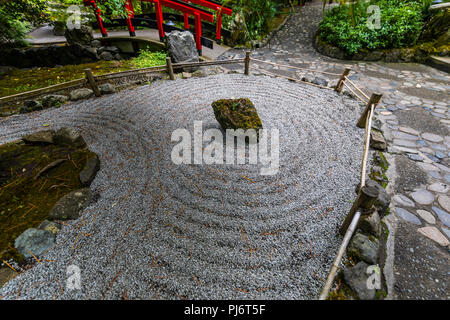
[211,98,263,132]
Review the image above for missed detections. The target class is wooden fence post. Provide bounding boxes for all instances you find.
[339,185,379,235]
[84,68,101,97]
[166,57,175,80]
[244,51,250,76]
[335,67,351,93]
[357,93,382,128]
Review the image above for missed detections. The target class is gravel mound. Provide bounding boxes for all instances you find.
[0,74,363,299]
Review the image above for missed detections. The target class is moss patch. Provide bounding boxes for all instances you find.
[212,98,263,131]
[0,140,96,262]
[0,49,167,98]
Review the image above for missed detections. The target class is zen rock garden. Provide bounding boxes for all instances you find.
[0,0,449,303]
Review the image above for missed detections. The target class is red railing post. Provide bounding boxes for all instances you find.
[184,13,190,30]
[215,10,222,44]
[194,12,202,55]
[154,0,165,41]
[125,0,136,36]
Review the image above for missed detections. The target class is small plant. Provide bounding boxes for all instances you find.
[130,48,167,68]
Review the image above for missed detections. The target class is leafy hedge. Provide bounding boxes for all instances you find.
[318,0,426,55]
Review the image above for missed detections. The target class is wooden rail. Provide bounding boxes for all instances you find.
[0,58,245,105]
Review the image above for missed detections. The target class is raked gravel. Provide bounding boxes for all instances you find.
[0,74,364,299]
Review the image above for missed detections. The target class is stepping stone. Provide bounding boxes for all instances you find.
[393,194,415,207]
[416,162,439,172]
[441,227,450,239]
[427,182,450,193]
[416,210,436,224]
[438,194,450,213]
[421,133,443,143]
[392,131,418,140]
[417,227,449,246]
[396,208,421,225]
[399,126,419,136]
[393,139,417,148]
[432,206,450,228]
[410,189,434,205]
[407,153,423,161]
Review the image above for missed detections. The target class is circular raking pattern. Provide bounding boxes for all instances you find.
[0,74,364,299]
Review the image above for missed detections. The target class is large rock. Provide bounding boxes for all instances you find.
[41,94,68,108]
[165,31,199,69]
[347,233,380,265]
[14,228,55,259]
[69,88,94,101]
[22,130,55,144]
[19,100,43,114]
[38,220,62,235]
[359,210,381,238]
[366,179,390,216]
[65,25,94,46]
[48,188,92,221]
[212,98,263,132]
[54,127,86,148]
[98,83,116,94]
[226,12,247,46]
[370,129,387,151]
[343,261,376,300]
[79,155,100,186]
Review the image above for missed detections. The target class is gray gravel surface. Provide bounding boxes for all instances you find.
[0,74,364,299]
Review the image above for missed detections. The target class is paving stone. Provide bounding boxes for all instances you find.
[393,139,417,148]
[417,140,428,146]
[435,151,446,159]
[399,126,419,136]
[416,162,439,172]
[421,133,443,143]
[432,206,450,228]
[410,189,435,205]
[416,210,436,224]
[393,194,415,207]
[407,153,423,161]
[417,227,449,246]
[392,131,418,140]
[396,208,421,225]
[441,227,450,239]
[437,194,450,213]
[427,182,450,193]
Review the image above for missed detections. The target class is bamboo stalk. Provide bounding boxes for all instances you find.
[335,68,351,93]
[357,93,382,128]
[319,209,362,300]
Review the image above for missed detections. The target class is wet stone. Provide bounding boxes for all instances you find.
[396,208,421,225]
[416,210,436,224]
[417,227,449,247]
[432,206,450,228]
[393,194,415,207]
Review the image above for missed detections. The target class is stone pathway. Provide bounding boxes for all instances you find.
[219,0,449,299]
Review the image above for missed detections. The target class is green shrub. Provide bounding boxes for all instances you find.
[130,49,167,68]
[318,0,425,55]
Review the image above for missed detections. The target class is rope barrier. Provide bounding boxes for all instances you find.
[251,66,334,90]
[319,103,376,300]
[342,81,367,104]
[344,76,370,101]
[250,58,342,77]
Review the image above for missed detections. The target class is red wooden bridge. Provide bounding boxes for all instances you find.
[83,0,232,55]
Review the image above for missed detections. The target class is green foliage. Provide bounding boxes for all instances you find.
[222,0,284,40]
[130,49,167,68]
[0,0,48,47]
[318,0,425,55]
